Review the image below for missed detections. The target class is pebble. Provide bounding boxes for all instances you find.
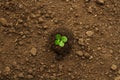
[76,51,84,57]
[4,66,11,74]
[66,0,69,2]
[28,69,33,74]
[38,17,44,23]
[109,50,113,53]
[78,38,84,45]
[50,64,55,68]
[85,0,90,2]
[18,41,24,45]
[43,25,48,29]
[18,72,24,78]
[27,75,34,79]
[88,7,93,13]
[31,13,36,18]
[30,47,37,56]
[53,19,59,24]
[114,76,120,80]
[84,52,90,58]
[4,66,11,72]
[0,18,8,25]
[119,49,120,53]
[96,0,105,5]
[118,70,120,74]
[86,31,94,37]
[58,64,63,71]
[111,64,117,70]
[89,56,93,59]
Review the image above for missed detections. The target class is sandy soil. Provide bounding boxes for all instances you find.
[0,0,120,80]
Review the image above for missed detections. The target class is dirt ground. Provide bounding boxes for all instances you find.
[0,0,120,80]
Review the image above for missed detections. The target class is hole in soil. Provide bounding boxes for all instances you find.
[48,27,74,60]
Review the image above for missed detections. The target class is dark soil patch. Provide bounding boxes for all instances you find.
[48,27,74,60]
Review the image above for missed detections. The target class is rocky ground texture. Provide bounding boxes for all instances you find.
[0,0,120,80]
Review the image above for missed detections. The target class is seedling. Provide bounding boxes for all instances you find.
[55,34,68,47]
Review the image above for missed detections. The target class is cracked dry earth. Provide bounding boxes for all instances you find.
[0,0,120,80]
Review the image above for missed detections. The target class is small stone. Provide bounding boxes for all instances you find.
[86,31,94,37]
[18,41,24,45]
[110,50,113,53]
[97,47,101,50]
[50,64,55,68]
[30,47,37,56]
[12,61,17,66]
[53,19,59,24]
[111,64,117,70]
[0,71,1,74]
[58,65,63,71]
[118,49,120,53]
[66,0,69,2]
[85,0,90,2]
[28,69,33,74]
[100,62,104,65]
[88,7,93,13]
[96,0,105,5]
[43,25,48,29]
[118,70,120,74]
[18,19,23,23]
[0,18,8,25]
[89,56,93,59]
[4,66,11,74]
[68,68,72,72]
[38,17,44,23]
[18,72,24,78]
[114,76,120,80]
[31,13,36,18]
[76,51,84,57]
[84,52,90,58]
[27,75,33,79]
[4,66,11,72]
[22,35,26,39]
[78,38,84,45]
[40,66,44,71]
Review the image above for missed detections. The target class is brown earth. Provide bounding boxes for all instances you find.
[0,0,120,80]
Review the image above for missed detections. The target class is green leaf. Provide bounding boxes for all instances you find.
[61,36,68,43]
[59,41,65,47]
[55,39,60,45]
[55,34,61,40]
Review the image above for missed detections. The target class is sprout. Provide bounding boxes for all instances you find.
[55,34,68,47]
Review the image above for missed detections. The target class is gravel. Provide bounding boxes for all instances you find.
[118,70,120,74]
[114,76,120,80]
[4,66,11,75]
[30,47,37,56]
[18,72,24,78]
[84,52,90,58]
[86,31,94,37]
[76,51,84,57]
[0,18,8,25]
[27,75,34,79]
[85,0,90,2]
[78,38,84,45]
[111,64,117,70]
[4,66,11,72]
[96,0,105,5]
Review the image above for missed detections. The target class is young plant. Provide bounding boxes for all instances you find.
[55,34,68,47]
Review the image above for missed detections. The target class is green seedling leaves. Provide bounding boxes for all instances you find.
[55,34,61,39]
[59,41,64,47]
[61,36,68,43]
[55,39,60,45]
[55,34,68,47]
